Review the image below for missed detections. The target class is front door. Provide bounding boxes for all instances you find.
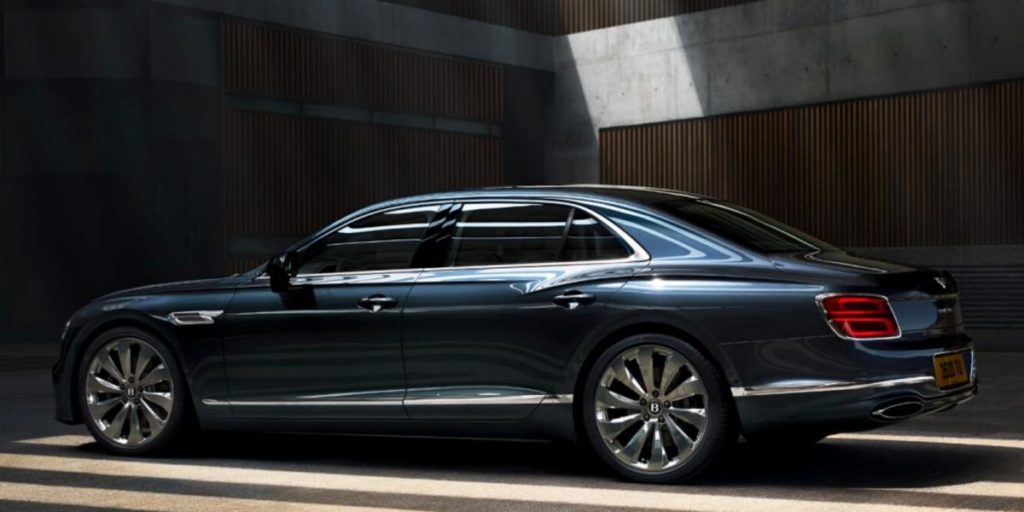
[220,204,446,419]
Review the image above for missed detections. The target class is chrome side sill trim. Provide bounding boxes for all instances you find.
[202,398,400,407]
[731,376,935,398]
[539,393,574,405]
[202,393,574,407]
[404,395,546,406]
[168,310,224,326]
[393,392,572,406]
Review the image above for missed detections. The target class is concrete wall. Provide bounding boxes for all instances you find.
[547,0,1024,183]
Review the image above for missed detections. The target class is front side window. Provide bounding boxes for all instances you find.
[445,203,631,267]
[297,205,442,274]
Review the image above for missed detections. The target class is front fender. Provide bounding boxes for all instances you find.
[53,293,234,425]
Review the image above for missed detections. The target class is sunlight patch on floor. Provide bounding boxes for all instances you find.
[870,481,1024,499]
[832,432,1024,450]
[0,451,996,512]
[14,434,92,447]
[0,482,422,512]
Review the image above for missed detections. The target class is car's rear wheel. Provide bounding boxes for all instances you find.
[581,334,735,483]
[78,327,190,455]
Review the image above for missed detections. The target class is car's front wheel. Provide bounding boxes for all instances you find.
[581,334,735,483]
[78,327,190,455]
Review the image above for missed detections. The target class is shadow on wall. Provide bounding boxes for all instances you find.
[1,1,549,342]
[1,3,226,342]
[1,6,161,342]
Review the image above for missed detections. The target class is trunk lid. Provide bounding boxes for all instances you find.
[771,251,963,335]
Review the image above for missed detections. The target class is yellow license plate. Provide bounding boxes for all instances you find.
[933,352,969,390]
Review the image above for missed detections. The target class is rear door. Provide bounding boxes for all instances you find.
[401,201,645,420]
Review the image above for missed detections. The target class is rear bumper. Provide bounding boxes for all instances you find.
[730,340,977,435]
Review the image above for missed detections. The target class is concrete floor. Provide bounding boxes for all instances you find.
[0,345,1022,511]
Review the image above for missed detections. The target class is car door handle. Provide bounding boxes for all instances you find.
[357,295,398,313]
[553,291,596,310]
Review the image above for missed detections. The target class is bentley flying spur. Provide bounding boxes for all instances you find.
[53,186,977,483]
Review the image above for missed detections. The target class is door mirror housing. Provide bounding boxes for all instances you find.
[267,251,299,293]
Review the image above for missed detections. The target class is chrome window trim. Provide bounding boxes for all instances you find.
[288,270,422,287]
[431,198,650,271]
[814,292,903,341]
[253,197,651,285]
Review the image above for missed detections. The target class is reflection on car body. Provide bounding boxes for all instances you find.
[53,185,977,483]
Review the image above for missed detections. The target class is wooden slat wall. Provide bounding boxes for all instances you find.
[557,0,755,34]
[600,79,1024,248]
[384,0,560,35]
[224,19,503,122]
[224,111,504,273]
[382,0,757,35]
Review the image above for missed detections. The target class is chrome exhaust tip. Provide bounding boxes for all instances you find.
[871,400,925,421]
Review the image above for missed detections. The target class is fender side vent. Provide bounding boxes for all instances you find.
[168,310,224,326]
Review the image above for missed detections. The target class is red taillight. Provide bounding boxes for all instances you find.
[818,295,900,340]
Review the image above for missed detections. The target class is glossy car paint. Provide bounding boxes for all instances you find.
[216,270,416,419]
[53,186,976,441]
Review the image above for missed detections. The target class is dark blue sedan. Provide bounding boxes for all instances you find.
[53,186,977,483]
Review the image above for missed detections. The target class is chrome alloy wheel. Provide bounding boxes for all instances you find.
[594,344,709,472]
[84,337,174,447]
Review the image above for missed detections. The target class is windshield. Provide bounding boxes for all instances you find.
[655,198,837,254]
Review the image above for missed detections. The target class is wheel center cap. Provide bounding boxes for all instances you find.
[648,400,662,415]
[126,387,137,398]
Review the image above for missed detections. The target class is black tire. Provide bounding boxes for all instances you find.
[581,334,736,483]
[77,326,192,455]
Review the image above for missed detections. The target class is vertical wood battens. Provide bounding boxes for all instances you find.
[599,79,1024,248]
[224,20,503,123]
[224,112,503,273]
[381,0,758,35]
[223,20,507,273]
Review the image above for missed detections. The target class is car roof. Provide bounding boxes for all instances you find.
[291,185,712,258]
[364,185,708,212]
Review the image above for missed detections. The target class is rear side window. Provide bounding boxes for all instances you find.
[655,199,835,253]
[446,203,631,267]
[297,205,442,274]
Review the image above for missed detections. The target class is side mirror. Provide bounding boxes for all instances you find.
[267,251,298,293]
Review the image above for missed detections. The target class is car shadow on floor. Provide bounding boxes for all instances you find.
[43,429,1021,492]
